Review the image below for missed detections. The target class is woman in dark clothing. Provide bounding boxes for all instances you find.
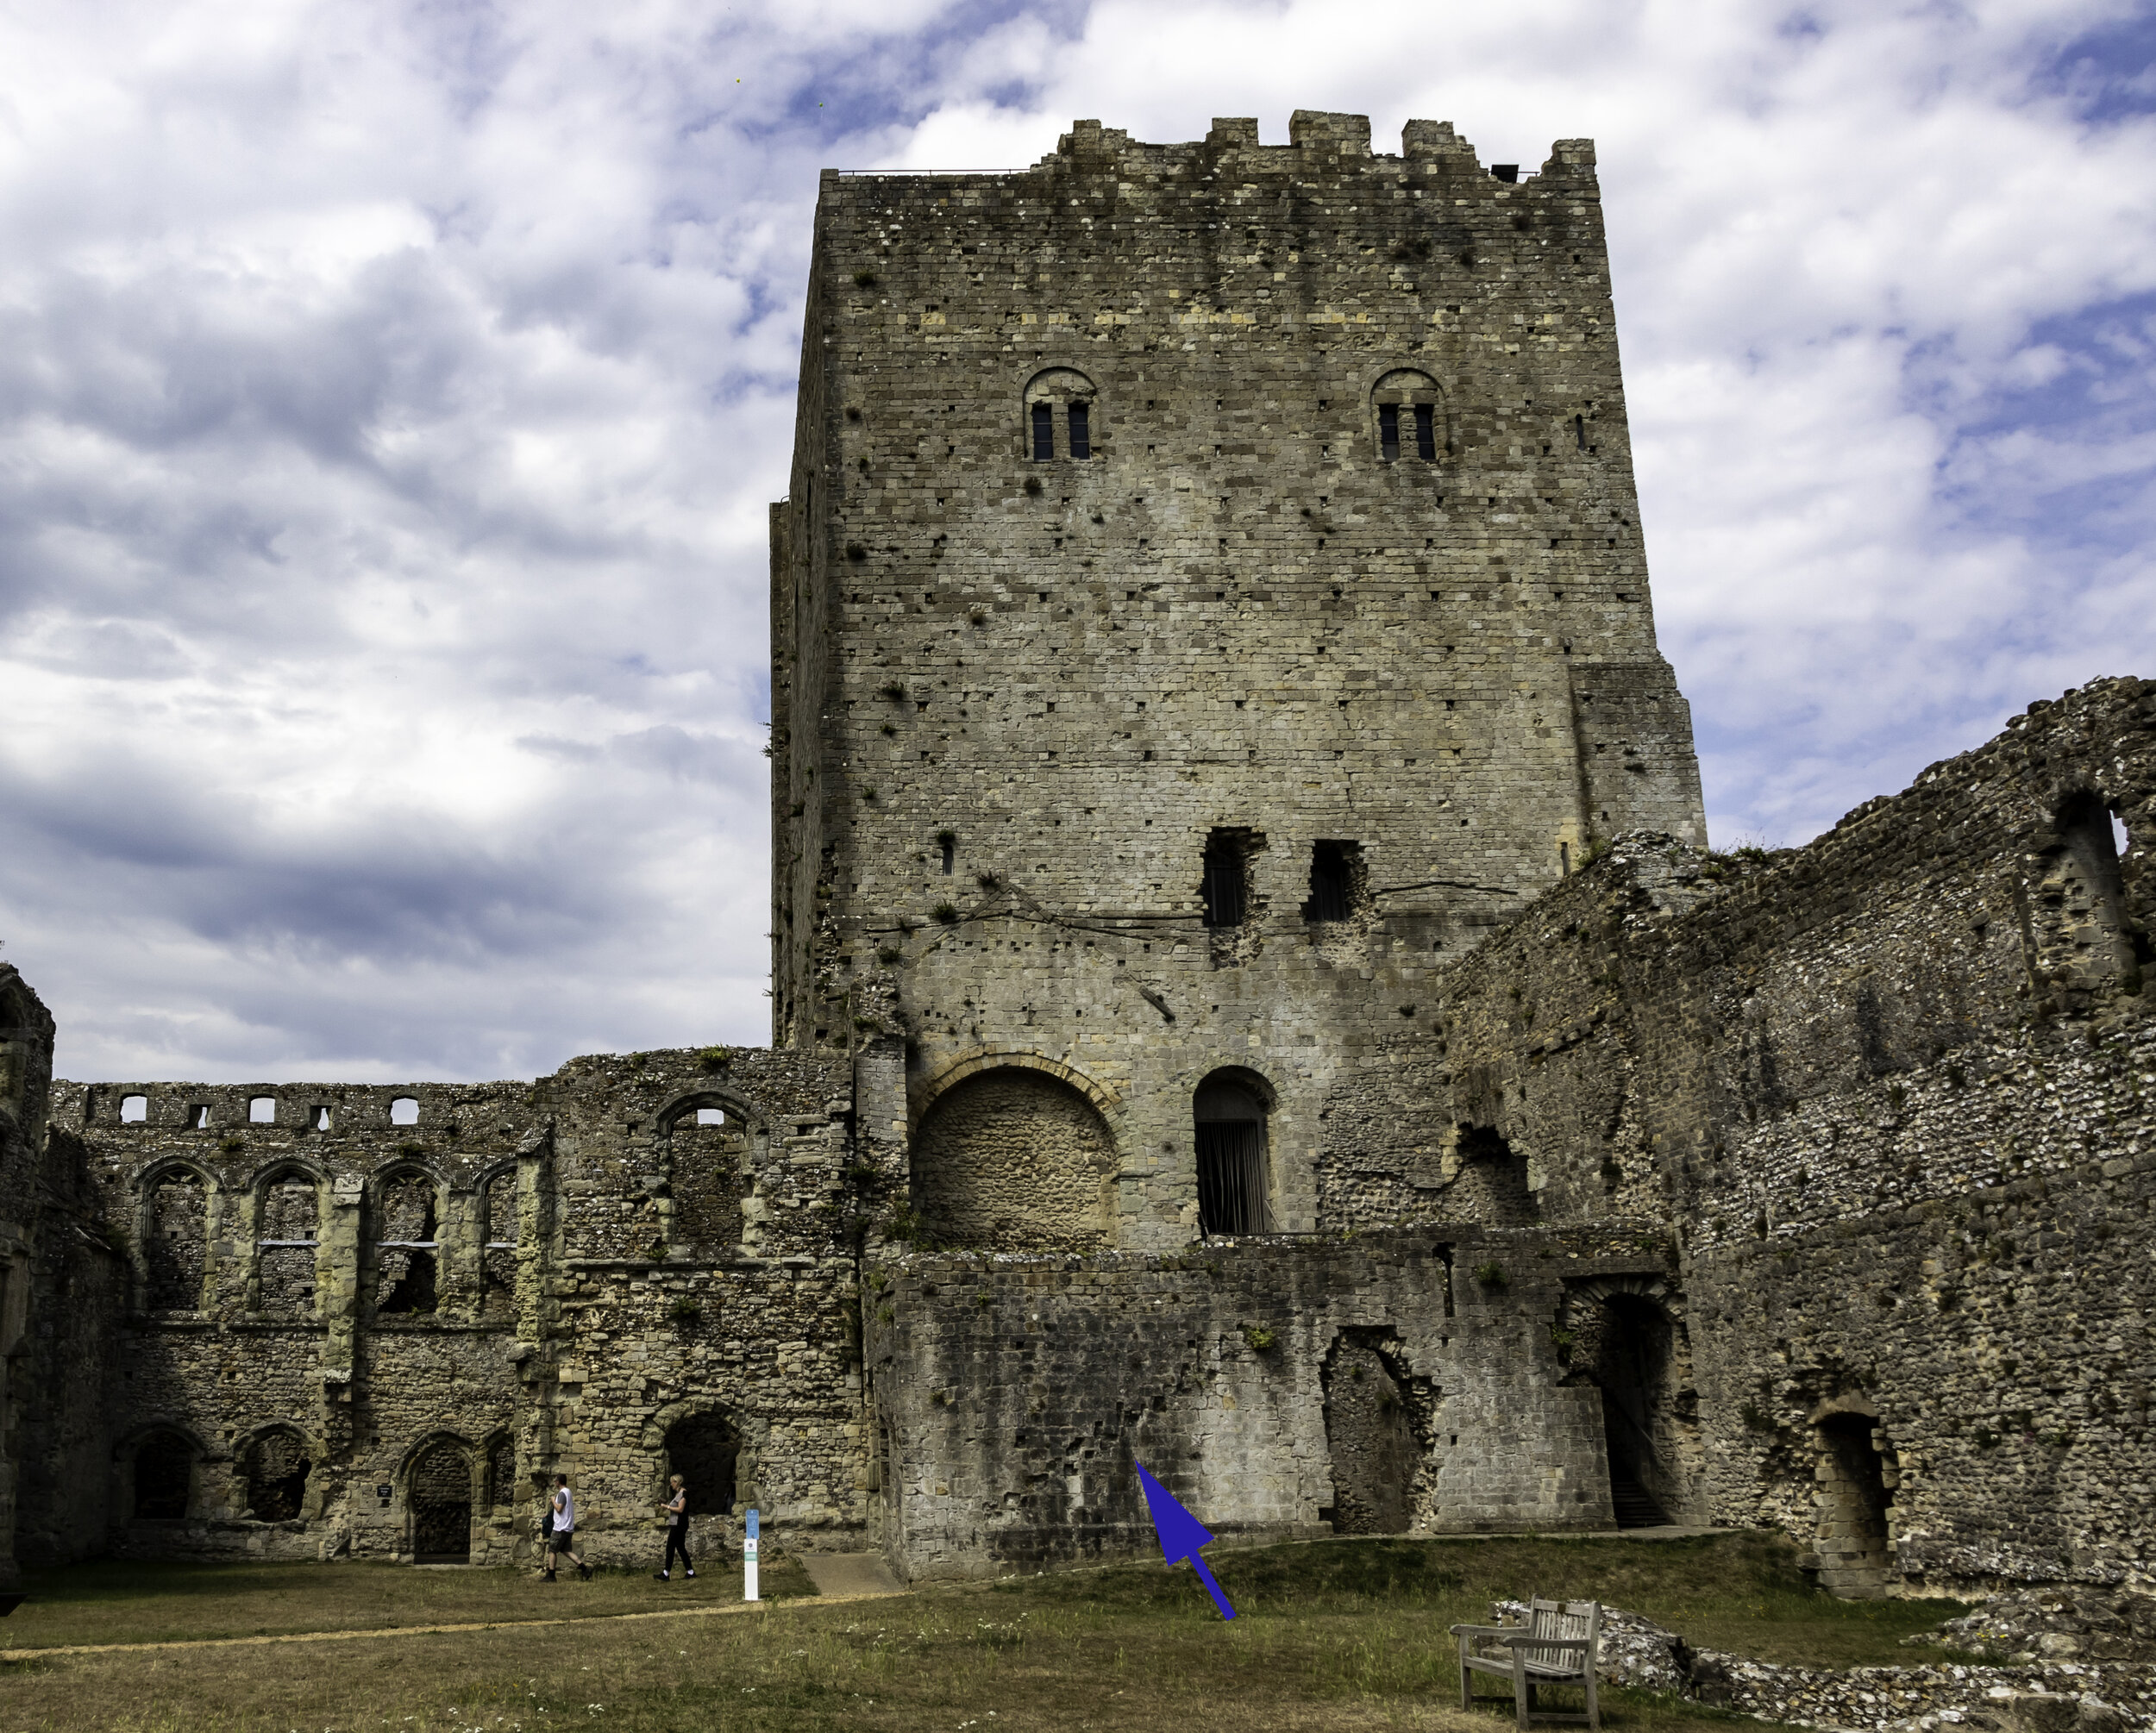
[655,1474,694,1580]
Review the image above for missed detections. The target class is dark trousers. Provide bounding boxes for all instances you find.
[664,1523,691,1573]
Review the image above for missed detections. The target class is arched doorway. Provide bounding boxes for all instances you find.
[665,1412,740,1516]
[911,1067,1116,1251]
[1193,1073,1274,1236]
[132,1430,194,1520]
[1814,1413,1895,1598]
[410,1438,474,1563]
[241,1429,311,1522]
[1556,1278,1701,1528]
[1320,1329,1426,1534]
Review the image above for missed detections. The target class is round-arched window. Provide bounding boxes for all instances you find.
[1194,1073,1274,1236]
[1370,369,1441,463]
[1023,368,1098,462]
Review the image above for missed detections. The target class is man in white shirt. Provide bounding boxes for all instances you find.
[543,1474,592,1581]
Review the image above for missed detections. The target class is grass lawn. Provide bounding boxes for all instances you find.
[0,1531,1968,1733]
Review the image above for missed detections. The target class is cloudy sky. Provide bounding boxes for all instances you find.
[1,0,2152,1083]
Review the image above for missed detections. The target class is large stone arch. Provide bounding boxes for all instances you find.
[910,1060,1119,1251]
[655,1091,755,1256]
[139,1161,214,1312]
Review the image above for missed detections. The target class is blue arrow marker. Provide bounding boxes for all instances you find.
[1135,1462,1237,1620]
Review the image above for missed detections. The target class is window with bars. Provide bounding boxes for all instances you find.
[1201,830,1251,928]
[1302,839,1366,923]
[1372,368,1442,463]
[1023,367,1097,461]
[1194,1074,1274,1236]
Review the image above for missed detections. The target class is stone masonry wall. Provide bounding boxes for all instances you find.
[36,1043,869,1568]
[862,1225,1674,1581]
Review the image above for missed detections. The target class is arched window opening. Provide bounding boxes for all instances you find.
[256,1171,319,1318]
[665,1412,740,1517]
[1371,369,1441,463]
[667,1102,746,1255]
[248,1096,276,1124]
[374,1172,439,1315]
[1023,367,1098,462]
[242,1429,310,1522]
[132,1430,195,1520]
[486,1436,519,1510]
[390,1096,420,1126]
[409,1438,473,1563]
[119,1094,147,1124]
[912,1067,1116,1252]
[1194,1074,1274,1236]
[480,1168,517,1320]
[144,1170,207,1311]
[1814,1413,1896,1598]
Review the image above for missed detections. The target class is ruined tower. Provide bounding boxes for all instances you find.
[772,111,1706,1250]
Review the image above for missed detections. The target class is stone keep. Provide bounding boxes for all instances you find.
[772,112,1706,1251]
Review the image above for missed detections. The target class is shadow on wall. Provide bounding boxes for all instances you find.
[910,1068,1116,1252]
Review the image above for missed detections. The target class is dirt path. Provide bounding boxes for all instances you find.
[3,1589,906,1660]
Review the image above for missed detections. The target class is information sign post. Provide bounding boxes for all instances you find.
[744,1508,759,1603]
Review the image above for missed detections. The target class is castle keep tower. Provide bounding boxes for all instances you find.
[773,111,1707,1252]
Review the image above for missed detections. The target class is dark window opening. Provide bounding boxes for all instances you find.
[242,1429,311,1523]
[1031,401,1053,460]
[1068,402,1090,459]
[1574,413,1587,449]
[667,1412,740,1516]
[1201,831,1250,928]
[374,1173,440,1314]
[133,1430,194,1520]
[1303,839,1363,923]
[939,835,955,874]
[1814,1413,1894,1596]
[1415,404,1437,460]
[1194,1076,1273,1236]
[1377,403,1400,462]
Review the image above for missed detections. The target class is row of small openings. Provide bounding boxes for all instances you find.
[1201,832,1366,927]
[119,1094,420,1129]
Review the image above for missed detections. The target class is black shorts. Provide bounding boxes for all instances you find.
[549,1526,573,1547]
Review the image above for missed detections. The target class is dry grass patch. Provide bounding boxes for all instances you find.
[0,1531,1966,1733]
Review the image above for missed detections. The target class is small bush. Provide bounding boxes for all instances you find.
[875,945,901,966]
[1740,1402,1774,1433]
[1472,1262,1507,1289]
[844,541,867,562]
[879,680,907,702]
[932,902,959,925]
[935,828,957,848]
[697,1046,733,1071]
[1242,1323,1277,1352]
[219,1135,245,1154]
[851,267,878,287]
[975,871,1000,891]
[668,1296,702,1323]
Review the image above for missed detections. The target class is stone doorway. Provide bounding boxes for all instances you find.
[1814,1413,1895,1597]
[1555,1276,1701,1528]
[1320,1329,1427,1535]
[410,1439,473,1563]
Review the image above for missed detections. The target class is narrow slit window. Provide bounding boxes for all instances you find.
[1415,404,1437,460]
[1377,403,1400,462]
[1068,402,1091,460]
[1031,401,1054,461]
[1575,414,1587,449]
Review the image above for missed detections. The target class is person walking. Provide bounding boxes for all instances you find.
[543,1474,592,1581]
[655,1474,694,1581]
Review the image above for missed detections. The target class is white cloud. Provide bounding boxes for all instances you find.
[0,0,2151,1078]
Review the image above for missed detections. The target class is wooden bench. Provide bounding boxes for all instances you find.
[1450,1596,1602,1730]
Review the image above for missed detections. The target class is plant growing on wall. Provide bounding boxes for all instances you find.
[1242,1323,1277,1352]
[1473,1262,1507,1288]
